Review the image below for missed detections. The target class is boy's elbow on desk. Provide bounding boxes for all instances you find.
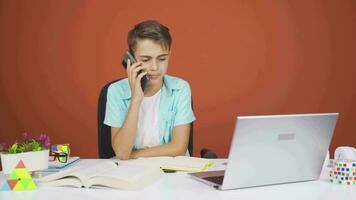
[170,144,188,157]
[114,149,131,160]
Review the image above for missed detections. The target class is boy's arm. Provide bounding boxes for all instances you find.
[111,99,141,160]
[110,60,147,160]
[129,124,190,158]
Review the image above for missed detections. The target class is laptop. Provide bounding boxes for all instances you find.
[189,113,339,190]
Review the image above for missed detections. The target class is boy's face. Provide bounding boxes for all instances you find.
[133,39,170,85]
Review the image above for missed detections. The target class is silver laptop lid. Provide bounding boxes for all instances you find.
[221,113,338,190]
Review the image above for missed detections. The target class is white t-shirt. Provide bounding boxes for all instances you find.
[135,89,162,149]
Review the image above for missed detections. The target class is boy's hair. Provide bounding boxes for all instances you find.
[128,20,172,54]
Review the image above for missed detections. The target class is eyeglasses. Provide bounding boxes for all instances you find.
[49,151,68,163]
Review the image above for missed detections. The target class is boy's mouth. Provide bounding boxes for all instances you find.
[148,75,160,80]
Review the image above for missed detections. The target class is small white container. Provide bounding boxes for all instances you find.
[1,149,49,174]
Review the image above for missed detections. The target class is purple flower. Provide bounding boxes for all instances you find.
[0,143,9,151]
[37,134,51,148]
[22,132,30,142]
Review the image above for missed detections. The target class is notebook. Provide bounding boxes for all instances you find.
[189,113,339,190]
[126,156,214,172]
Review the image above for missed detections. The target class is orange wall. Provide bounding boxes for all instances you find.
[1,0,355,158]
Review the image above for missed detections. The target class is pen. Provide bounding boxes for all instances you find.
[160,168,176,173]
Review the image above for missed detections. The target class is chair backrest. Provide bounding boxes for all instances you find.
[97,79,122,158]
[97,79,194,158]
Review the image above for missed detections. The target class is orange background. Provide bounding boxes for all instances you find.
[0,0,355,158]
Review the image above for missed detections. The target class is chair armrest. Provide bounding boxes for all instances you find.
[200,148,218,159]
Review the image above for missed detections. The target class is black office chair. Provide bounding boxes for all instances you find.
[97,79,217,159]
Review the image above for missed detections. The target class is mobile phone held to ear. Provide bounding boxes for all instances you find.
[121,50,148,91]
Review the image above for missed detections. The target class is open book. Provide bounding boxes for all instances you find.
[38,161,163,190]
[126,156,214,172]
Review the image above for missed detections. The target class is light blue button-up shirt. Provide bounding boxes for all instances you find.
[104,75,196,150]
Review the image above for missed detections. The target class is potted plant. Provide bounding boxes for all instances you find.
[0,132,50,174]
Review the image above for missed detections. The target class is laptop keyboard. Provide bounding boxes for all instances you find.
[202,175,225,185]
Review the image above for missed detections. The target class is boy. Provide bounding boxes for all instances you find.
[104,20,195,160]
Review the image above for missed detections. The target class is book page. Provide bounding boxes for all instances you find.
[86,164,163,190]
[39,177,83,188]
[73,161,117,181]
[38,165,82,182]
[38,161,117,184]
[93,163,153,180]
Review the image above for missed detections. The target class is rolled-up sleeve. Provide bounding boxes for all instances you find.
[173,82,196,126]
[104,85,126,127]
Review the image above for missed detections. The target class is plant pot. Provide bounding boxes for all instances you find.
[0,149,49,174]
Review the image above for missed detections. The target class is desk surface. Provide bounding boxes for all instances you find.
[1,159,355,200]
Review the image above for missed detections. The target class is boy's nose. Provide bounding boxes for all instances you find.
[150,61,158,71]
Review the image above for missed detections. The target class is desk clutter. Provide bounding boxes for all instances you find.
[1,138,214,191]
[37,156,214,190]
[0,142,81,191]
[1,137,213,191]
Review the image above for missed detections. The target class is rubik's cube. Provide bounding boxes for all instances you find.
[50,144,70,162]
[329,160,356,185]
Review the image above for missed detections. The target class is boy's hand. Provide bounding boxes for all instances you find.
[127,59,147,103]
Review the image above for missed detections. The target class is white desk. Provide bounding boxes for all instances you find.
[1,159,355,200]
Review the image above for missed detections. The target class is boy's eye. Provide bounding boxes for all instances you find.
[141,60,149,62]
[159,58,167,61]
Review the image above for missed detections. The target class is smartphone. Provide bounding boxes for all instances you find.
[121,50,148,91]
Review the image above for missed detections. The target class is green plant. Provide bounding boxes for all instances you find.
[0,132,50,154]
